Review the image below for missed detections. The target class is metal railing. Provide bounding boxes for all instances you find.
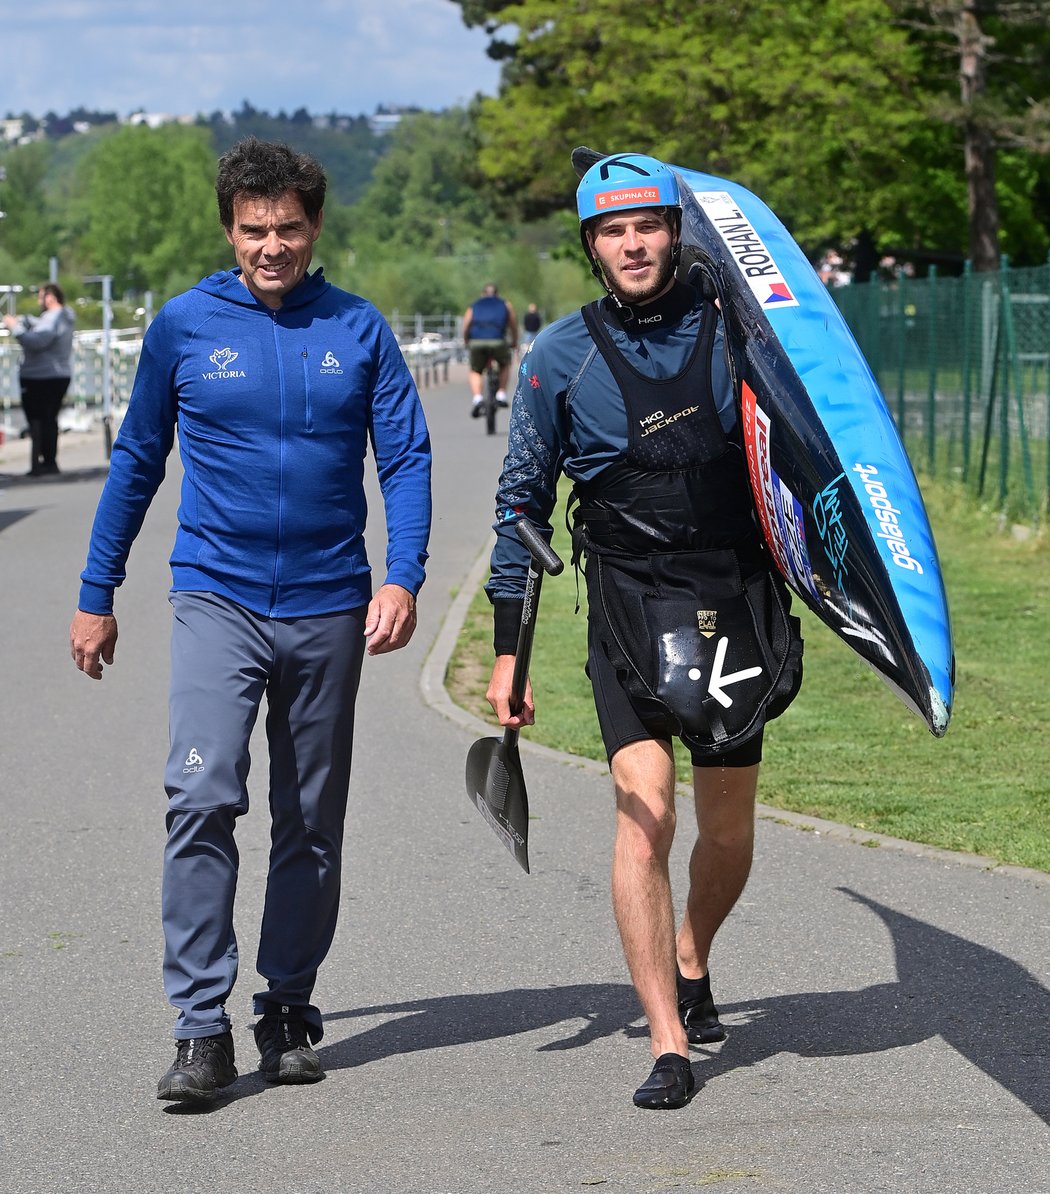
[0,315,465,439]
[0,326,144,441]
[832,259,1050,520]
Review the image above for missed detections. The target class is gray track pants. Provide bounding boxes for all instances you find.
[162,591,366,1042]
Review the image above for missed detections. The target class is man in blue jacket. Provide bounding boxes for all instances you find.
[69,138,433,1104]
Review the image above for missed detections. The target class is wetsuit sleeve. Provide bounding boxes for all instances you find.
[367,317,433,596]
[77,314,179,614]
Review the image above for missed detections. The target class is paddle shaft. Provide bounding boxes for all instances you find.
[507,565,543,733]
[507,519,564,733]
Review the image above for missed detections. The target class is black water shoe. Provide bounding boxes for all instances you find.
[677,969,727,1044]
[632,1052,695,1109]
[156,1032,237,1102]
[254,1010,324,1084]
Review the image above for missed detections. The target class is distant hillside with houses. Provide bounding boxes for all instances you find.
[0,102,425,207]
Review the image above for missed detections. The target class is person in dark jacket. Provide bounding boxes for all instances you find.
[2,282,75,475]
[69,137,433,1104]
[521,302,542,350]
[483,152,802,1110]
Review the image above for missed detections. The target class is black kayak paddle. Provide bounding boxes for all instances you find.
[464,519,564,873]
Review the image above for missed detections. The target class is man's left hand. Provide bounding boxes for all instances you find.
[364,584,417,655]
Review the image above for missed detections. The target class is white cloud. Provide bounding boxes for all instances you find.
[0,0,500,118]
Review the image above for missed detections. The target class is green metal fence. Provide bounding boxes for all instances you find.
[832,260,1050,520]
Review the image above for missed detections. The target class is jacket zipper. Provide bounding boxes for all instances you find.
[270,312,286,614]
[302,348,313,431]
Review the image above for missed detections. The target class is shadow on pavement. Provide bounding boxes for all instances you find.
[151,897,1046,1124]
[0,465,110,486]
[699,888,1049,1125]
[160,1068,278,1115]
[320,982,643,1069]
[315,890,1048,1126]
[0,507,35,533]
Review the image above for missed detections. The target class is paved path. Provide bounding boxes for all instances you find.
[1,370,1048,1194]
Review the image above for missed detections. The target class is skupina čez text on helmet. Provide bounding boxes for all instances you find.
[576,152,683,276]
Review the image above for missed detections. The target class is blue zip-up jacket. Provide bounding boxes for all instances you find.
[486,291,734,602]
[78,268,432,618]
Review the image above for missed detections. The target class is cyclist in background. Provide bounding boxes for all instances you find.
[462,283,518,418]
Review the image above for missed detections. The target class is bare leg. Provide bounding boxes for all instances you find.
[611,739,689,1060]
[675,762,759,979]
[468,369,483,400]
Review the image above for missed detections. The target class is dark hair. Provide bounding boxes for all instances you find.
[39,282,65,304]
[215,137,327,229]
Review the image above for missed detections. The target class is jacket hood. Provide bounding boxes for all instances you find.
[193,267,330,310]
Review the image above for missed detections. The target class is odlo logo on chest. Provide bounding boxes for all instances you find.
[320,351,343,375]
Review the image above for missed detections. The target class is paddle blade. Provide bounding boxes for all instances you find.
[465,736,530,873]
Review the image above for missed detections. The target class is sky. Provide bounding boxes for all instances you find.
[1,1,504,120]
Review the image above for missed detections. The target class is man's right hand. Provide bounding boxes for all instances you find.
[486,654,535,729]
[70,610,118,681]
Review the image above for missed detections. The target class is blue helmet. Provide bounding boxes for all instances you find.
[576,153,682,225]
[575,153,684,298]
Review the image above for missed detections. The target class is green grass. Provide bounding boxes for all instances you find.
[904,426,1050,525]
[447,478,1050,873]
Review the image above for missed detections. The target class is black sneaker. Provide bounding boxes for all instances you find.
[677,970,727,1044]
[157,1032,237,1102]
[253,1010,324,1084]
[470,399,483,418]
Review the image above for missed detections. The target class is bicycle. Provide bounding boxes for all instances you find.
[480,354,500,436]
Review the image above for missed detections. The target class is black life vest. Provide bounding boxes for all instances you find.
[570,293,803,755]
[571,295,758,554]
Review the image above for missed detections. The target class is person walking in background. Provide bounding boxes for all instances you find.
[462,282,517,416]
[521,302,542,351]
[69,137,432,1105]
[482,152,802,1110]
[2,283,75,476]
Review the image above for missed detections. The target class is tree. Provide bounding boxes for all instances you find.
[347,108,502,259]
[895,0,1050,269]
[75,124,224,295]
[453,1,928,238]
[452,0,1050,267]
[0,141,58,279]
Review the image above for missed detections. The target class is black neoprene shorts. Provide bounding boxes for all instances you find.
[586,621,763,770]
